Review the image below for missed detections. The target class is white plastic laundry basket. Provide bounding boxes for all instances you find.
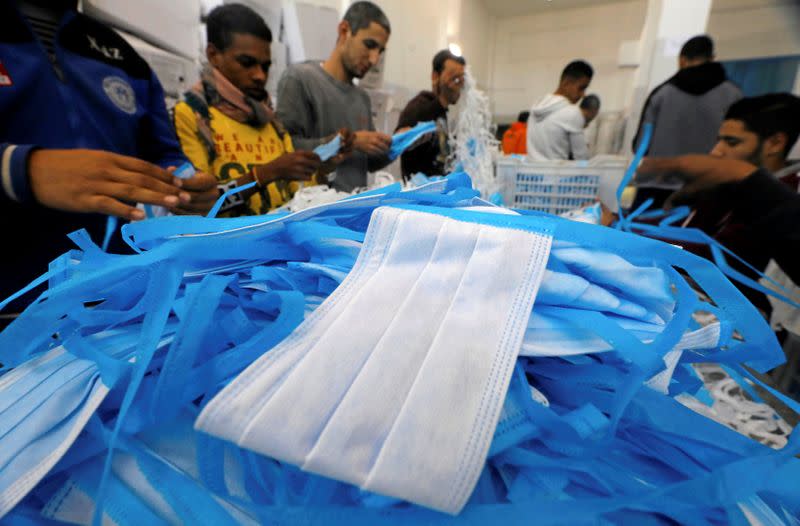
[496,156,627,215]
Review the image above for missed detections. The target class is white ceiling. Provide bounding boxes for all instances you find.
[482,0,634,18]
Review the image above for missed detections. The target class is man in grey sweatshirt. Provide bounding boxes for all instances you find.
[632,35,742,209]
[276,1,393,192]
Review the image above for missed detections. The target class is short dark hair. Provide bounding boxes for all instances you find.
[344,1,391,35]
[517,111,530,123]
[725,93,800,157]
[207,4,272,51]
[432,49,466,74]
[580,94,601,111]
[680,35,714,60]
[561,60,593,81]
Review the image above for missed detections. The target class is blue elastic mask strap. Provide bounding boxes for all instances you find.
[617,122,652,225]
[659,206,691,227]
[0,266,56,313]
[620,197,654,229]
[195,433,230,497]
[149,273,233,423]
[187,290,306,405]
[708,242,800,309]
[731,366,800,439]
[102,216,118,252]
[92,262,183,526]
[530,266,697,437]
[630,221,800,308]
[207,182,257,218]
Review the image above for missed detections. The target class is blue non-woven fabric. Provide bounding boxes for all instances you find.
[313,135,342,162]
[388,121,437,161]
[0,170,797,524]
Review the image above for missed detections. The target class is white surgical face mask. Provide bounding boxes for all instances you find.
[0,348,110,518]
[196,205,554,515]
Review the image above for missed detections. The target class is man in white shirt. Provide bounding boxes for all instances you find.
[527,60,594,161]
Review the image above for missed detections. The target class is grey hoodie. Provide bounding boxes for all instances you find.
[526,94,589,161]
[633,62,742,189]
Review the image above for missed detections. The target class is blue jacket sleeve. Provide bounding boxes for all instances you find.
[0,143,37,204]
[136,72,188,170]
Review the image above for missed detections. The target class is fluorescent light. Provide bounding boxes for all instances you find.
[448,42,462,57]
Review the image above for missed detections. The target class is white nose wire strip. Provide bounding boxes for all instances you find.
[196,206,553,515]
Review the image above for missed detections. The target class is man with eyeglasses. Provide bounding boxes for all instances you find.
[396,49,466,181]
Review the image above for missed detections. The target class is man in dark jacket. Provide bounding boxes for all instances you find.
[637,94,800,316]
[395,49,465,181]
[0,0,218,321]
[639,156,800,291]
[632,35,742,209]
[677,94,800,315]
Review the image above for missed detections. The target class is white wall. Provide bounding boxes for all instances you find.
[295,0,347,13]
[290,0,494,96]
[489,0,647,123]
[708,0,800,61]
[373,0,449,93]
[349,0,495,96]
[456,0,494,90]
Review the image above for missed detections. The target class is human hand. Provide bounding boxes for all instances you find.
[28,149,191,221]
[253,151,322,185]
[638,156,757,209]
[352,130,392,156]
[337,128,355,156]
[165,170,219,215]
[318,129,356,177]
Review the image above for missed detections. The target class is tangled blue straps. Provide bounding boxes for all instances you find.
[1,169,798,524]
[612,122,800,310]
[616,122,652,227]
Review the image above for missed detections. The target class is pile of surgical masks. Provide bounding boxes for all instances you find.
[1,173,798,525]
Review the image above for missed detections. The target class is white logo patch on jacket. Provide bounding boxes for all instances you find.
[102,76,136,115]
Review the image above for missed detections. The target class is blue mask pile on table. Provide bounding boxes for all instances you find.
[0,172,798,525]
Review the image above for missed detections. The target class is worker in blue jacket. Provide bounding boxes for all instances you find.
[0,0,218,322]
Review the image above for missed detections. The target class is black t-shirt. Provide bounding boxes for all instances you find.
[395,91,449,180]
[687,169,800,314]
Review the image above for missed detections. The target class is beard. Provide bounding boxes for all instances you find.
[437,81,461,105]
[343,56,368,79]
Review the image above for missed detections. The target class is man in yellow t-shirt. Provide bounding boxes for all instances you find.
[175,4,345,216]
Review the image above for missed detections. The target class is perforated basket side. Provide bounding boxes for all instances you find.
[495,158,627,214]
